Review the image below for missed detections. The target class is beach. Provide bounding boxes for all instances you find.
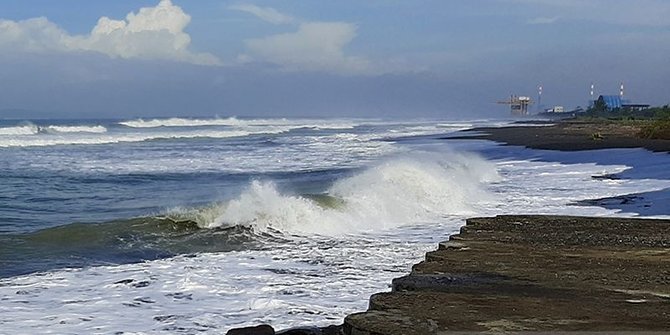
[448,119,670,152]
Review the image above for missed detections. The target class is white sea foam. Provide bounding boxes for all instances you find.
[43,125,108,133]
[0,123,39,135]
[0,234,441,333]
[119,117,359,130]
[194,152,500,235]
[3,118,670,334]
[2,141,670,334]
[119,117,247,128]
[0,119,488,149]
[0,127,291,148]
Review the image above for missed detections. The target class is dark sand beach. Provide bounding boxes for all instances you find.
[448,119,670,152]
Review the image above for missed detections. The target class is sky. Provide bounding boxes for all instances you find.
[0,0,669,119]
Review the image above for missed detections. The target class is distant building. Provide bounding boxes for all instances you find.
[598,95,623,109]
[596,95,650,111]
[547,106,564,113]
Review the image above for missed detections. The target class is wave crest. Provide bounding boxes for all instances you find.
[188,152,500,235]
[119,117,247,128]
[43,125,107,134]
[119,117,358,130]
[0,123,39,135]
[0,128,290,148]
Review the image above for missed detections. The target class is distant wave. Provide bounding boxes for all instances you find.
[0,124,39,136]
[119,117,358,130]
[43,125,108,134]
[0,123,107,136]
[0,128,291,148]
[119,117,249,128]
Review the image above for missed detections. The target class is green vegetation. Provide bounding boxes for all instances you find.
[581,104,670,140]
[584,103,670,120]
[639,118,670,139]
[591,132,604,141]
[589,97,609,115]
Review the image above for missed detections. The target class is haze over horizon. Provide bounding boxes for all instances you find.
[1,0,668,119]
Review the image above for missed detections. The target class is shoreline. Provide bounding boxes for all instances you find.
[230,215,670,334]
[448,118,670,218]
[227,121,670,334]
[446,119,670,153]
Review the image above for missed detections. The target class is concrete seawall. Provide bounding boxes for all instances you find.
[343,215,670,334]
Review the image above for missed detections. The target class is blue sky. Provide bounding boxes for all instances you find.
[0,0,668,118]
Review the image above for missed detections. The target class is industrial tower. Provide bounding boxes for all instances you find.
[498,95,532,116]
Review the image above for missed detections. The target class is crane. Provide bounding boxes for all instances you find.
[498,95,532,116]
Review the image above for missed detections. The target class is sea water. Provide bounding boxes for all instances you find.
[0,117,669,334]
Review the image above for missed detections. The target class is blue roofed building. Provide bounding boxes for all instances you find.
[595,95,649,111]
[599,95,623,109]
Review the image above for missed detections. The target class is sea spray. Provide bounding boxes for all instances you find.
[0,122,39,135]
[117,117,355,129]
[42,125,108,133]
[119,117,248,128]
[0,128,285,148]
[199,151,501,235]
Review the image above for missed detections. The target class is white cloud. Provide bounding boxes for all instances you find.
[527,16,559,25]
[0,17,71,52]
[0,0,220,65]
[242,22,369,74]
[500,0,670,27]
[230,4,294,25]
[229,4,372,74]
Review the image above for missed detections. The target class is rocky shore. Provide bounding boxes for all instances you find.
[343,215,670,334]
[447,119,670,152]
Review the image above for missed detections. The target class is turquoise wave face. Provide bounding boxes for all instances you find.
[0,216,270,278]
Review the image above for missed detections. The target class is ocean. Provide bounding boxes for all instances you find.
[1,117,669,334]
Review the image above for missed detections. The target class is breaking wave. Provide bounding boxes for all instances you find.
[0,128,290,148]
[0,150,499,276]
[119,117,247,128]
[0,123,107,136]
[175,152,500,235]
[0,123,39,135]
[119,117,358,130]
[42,125,107,134]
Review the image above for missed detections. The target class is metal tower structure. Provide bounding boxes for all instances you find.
[498,95,532,116]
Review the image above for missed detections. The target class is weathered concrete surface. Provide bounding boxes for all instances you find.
[344,215,670,334]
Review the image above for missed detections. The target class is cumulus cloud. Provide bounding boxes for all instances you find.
[242,22,369,74]
[230,4,295,25]
[231,4,370,74]
[0,0,219,65]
